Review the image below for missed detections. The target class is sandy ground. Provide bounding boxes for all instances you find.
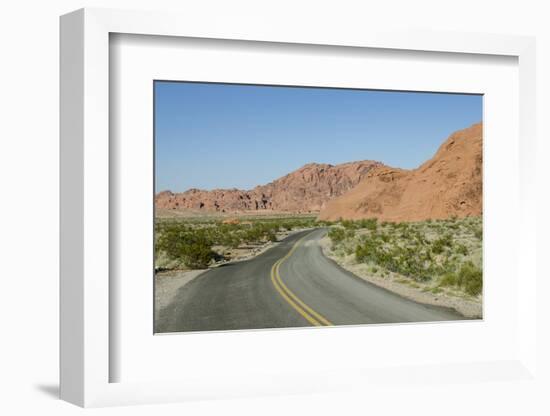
[156,208,318,219]
[154,269,206,317]
[319,236,482,318]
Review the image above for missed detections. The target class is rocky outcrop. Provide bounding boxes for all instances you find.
[156,160,383,214]
[318,123,483,222]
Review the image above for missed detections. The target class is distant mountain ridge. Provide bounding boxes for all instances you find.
[155,160,383,214]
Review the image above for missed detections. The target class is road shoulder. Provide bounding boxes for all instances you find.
[155,269,207,319]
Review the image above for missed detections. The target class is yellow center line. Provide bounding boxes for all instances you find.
[270,232,334,326]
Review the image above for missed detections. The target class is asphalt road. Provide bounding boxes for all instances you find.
[155,228,464,333]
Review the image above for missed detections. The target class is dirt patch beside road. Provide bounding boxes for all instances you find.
[155,269,206,318]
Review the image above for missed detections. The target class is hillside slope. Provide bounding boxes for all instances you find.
[318,123,483,222]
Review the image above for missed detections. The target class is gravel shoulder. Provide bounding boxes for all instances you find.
[319,236,482,318]
[155,269,207,318]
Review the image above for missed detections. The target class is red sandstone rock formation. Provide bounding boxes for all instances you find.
[155,160,383,214]
[318,123,482,222]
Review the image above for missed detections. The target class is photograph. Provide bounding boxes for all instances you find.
[153,81,483,333]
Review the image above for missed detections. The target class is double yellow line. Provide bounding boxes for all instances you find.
[270,233,333,326]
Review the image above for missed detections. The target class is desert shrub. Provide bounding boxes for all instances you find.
[474,227,483,240]
[456,243,469,256]
[414,232,428,246]
[156,224,215,269]
[355,239,429,282]
[458,261,482,296]
[225,233,243,249]
[317,220,333,227]
[341,219,356,230]
[439,272,458,287]
[431,240,444,254]
[355,239,380,264]
[328,227,346,244]
[243,227,261,243]
[266,231,277,242]
[431,233,453,254]
[156,224,191,259]
[350,216,482,291]
[355,244,367,263]
[155,215,320,271]
[182,239,215,269]
[358,218,378,231]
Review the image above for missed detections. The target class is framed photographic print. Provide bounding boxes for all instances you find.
[153,81,482,334]
[60,8,538,408]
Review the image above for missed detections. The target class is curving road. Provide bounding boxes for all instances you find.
[155,229,464,333]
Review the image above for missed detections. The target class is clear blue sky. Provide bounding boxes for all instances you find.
[155,81,482,192]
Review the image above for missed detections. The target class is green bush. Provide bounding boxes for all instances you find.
[155,215,319,271]
[341,220,356,230]
[156,224,215,269]
[455,244,469,256]
[439,272,458,287]
[345,229,356,239]
[431,233,453,254]
[359,218,378,231]
[328,227,346,244]
[266,231,277,242]
[349,216,483,293]
[182,240,215,269]
[474,228,483,240]
[458,261,482,295]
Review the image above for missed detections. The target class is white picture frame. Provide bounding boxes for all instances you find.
[60,7,537,408]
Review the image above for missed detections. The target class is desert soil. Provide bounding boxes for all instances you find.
[155,269,206,318]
